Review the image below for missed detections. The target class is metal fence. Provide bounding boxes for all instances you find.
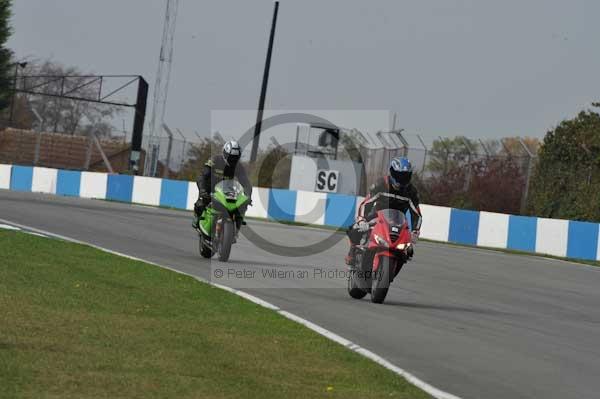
[1,120,540,215]
[0,127,132,173]
[351,130,538,214]
[141,132,199,178]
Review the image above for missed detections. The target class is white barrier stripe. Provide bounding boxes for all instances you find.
[0,217,462,399]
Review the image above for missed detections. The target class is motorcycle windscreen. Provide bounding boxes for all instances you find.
[215,179,244,199]
[378,208,406,227]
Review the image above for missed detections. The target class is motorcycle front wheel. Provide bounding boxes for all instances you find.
[371,256,392,304]
[217,219,234,262]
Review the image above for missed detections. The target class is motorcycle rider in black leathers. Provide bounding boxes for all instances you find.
[192,140,252,229]
[345,156,422,266]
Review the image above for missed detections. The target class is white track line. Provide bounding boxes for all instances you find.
[0,224,21,231]
[0,217,461,399]
[0,223,47,237]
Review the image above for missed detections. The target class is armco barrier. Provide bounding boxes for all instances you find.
[1,164,599,261]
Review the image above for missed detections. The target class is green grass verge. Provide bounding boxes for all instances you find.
[0,231,432,399]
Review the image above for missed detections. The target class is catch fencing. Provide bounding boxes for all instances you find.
[350,131,538,215]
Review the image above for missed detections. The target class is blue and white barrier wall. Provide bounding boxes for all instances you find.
[1,164,599,262]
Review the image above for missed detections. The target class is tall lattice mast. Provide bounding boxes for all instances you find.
[146,0,179,176]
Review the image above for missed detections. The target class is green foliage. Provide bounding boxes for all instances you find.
[0,0,13,111]
[177,136,224,181]
[178,138,292,189]
[428,136,477,173]
[527,108,600,221]
[338,129,364,163]
[250,145,292,188]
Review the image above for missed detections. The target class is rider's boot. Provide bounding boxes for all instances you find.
[192,203,204,230]
[407,245,414,261]
[192,214,201,230]
[345,245,357,266]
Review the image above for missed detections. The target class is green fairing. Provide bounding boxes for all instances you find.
[199,207,215,236]
[213,187,249,212]
[199,182,248,236]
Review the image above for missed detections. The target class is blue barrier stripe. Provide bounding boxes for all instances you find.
[507,215,537,252]
[448,209,480,245]
[10,165,33,192]
[159,179,189,209]
[324,193,356,228]
[106,174,134,202]
[566,221,599,261]
[268,189,297,222]
[56,170,81,197]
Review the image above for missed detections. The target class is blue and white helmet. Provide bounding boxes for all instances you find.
[389,157,413,187]
[223,140,241,166]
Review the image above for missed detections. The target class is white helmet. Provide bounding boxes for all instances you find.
[223,140,241,166]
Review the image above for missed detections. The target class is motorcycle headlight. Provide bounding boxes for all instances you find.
[396,243,406,250]
[374,234,389,248]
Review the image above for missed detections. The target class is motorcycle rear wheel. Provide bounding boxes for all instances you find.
[347,270,367,299]
[199,234,213,258]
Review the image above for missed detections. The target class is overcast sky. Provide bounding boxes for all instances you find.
[9,0,600,143]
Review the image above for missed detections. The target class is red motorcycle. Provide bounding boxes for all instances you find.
[347,208,413,304]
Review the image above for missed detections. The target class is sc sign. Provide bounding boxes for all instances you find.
[315,170,339,193]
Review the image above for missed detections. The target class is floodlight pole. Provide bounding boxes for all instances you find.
[250,1,279,163]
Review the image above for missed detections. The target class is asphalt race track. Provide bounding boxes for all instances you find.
[2,190,599,399]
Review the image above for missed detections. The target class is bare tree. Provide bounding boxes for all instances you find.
[17,60,121,135]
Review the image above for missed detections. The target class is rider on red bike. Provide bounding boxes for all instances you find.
[345,157,422,266]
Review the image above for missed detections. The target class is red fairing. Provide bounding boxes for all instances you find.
[368,210,412,272]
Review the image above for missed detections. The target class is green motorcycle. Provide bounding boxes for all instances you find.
[197,179,250,262]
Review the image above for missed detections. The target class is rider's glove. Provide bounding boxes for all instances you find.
[356,220,370,233]
[411,230,420,244]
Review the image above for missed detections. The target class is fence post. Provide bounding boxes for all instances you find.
[84,137,94,170]
[478,139,491,158]
[162,123,174,178]
[91,132,114,174]
[417,134,428,175]
[176,128,187,173]
[31,108,44,166]
[518,138,535,214]
[438,136,450,175]
[461,137,473,191]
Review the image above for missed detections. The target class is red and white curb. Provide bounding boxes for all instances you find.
[0,217,461,399]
